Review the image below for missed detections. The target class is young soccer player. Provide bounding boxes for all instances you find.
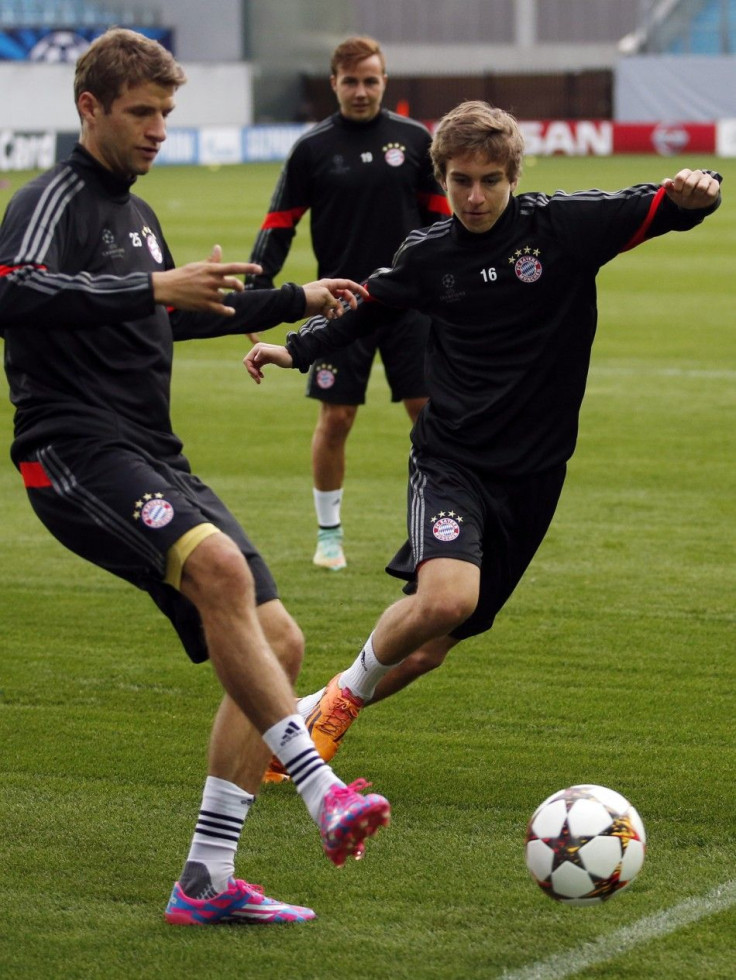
[244,100,722,768]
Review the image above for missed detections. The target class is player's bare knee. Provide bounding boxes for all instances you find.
[256,598,304,681]
[319,403,357,440]
[272,616,304,682]
[419,592,476,634]
[184,534,255,606]
[404,647,445,678]
[419,644,449,673]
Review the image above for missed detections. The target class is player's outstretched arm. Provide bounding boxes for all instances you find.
[661,169,721,210]
[152,245,261,316]
[302,279,369,318]
[244,342,293,383]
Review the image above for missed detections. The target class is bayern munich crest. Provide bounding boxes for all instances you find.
[133,492,174,528]
[430,511,463,542]
[383,142,406,167]
[314,364,337,389]
[146,231,163,264]
[510,246,543,283]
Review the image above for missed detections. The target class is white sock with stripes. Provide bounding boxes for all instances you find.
[180,775,254,897]
[262,714,344,822]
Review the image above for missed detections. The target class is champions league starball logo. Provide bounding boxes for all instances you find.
[29,31,90,63]
[439,272,465,303]
[100,227,125,260]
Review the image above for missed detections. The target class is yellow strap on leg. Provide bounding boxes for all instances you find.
[165,523,221,589]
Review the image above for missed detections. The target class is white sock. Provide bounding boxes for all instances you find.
[297,686,326,718]
[338,632,398,702]
[262,714,344,822]
[182,775,254,895]
[314,487,343,528]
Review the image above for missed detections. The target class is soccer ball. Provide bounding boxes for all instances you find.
[525,784,646,905]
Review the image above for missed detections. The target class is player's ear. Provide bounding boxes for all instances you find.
[77,90,100,122]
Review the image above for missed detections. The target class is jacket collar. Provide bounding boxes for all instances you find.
[70,143,137,201]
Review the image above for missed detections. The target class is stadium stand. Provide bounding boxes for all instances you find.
[0,0,156,27]
[620,0,736,55]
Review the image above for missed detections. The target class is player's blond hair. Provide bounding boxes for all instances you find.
[330,36,386,76]
[431,101,524,184]
[74,27,186,115]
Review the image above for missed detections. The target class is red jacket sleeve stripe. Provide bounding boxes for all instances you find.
[1,263,47,276]
[261,206,308,230]
[620,186,666,253]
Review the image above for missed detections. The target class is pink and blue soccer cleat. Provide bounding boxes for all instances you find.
[320,778,391,868]
[164,877,316,925]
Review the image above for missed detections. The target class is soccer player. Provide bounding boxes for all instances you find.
[248,36,450,571]
[244,101,722,768]
[0,28,390,926]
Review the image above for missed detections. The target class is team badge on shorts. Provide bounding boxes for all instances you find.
[383,142,406,167]
[133,492,174,528]
[430,510,463,542]
[510,245,542,283]
[314,363,337,389]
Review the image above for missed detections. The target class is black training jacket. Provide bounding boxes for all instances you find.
[248,109,449,286]
[0,144,307,465]
[286,174,721,478]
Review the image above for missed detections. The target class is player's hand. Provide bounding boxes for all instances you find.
[302,278,369,318]
[152,245,264,315]
[244,342,293,383]
[661,169,721,210]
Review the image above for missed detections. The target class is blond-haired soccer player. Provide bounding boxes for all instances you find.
[249,36,449,572]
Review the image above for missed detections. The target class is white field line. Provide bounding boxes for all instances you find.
[590,366,736,380]
[501,879,736,980]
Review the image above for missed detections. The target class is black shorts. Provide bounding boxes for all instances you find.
[306,309,430,405]
[18,438,278,663]
[386,451,566,640]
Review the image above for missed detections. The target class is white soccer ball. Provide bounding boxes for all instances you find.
[525,784,646,905]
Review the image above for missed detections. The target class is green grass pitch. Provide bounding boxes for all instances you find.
[1,155,734,978]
